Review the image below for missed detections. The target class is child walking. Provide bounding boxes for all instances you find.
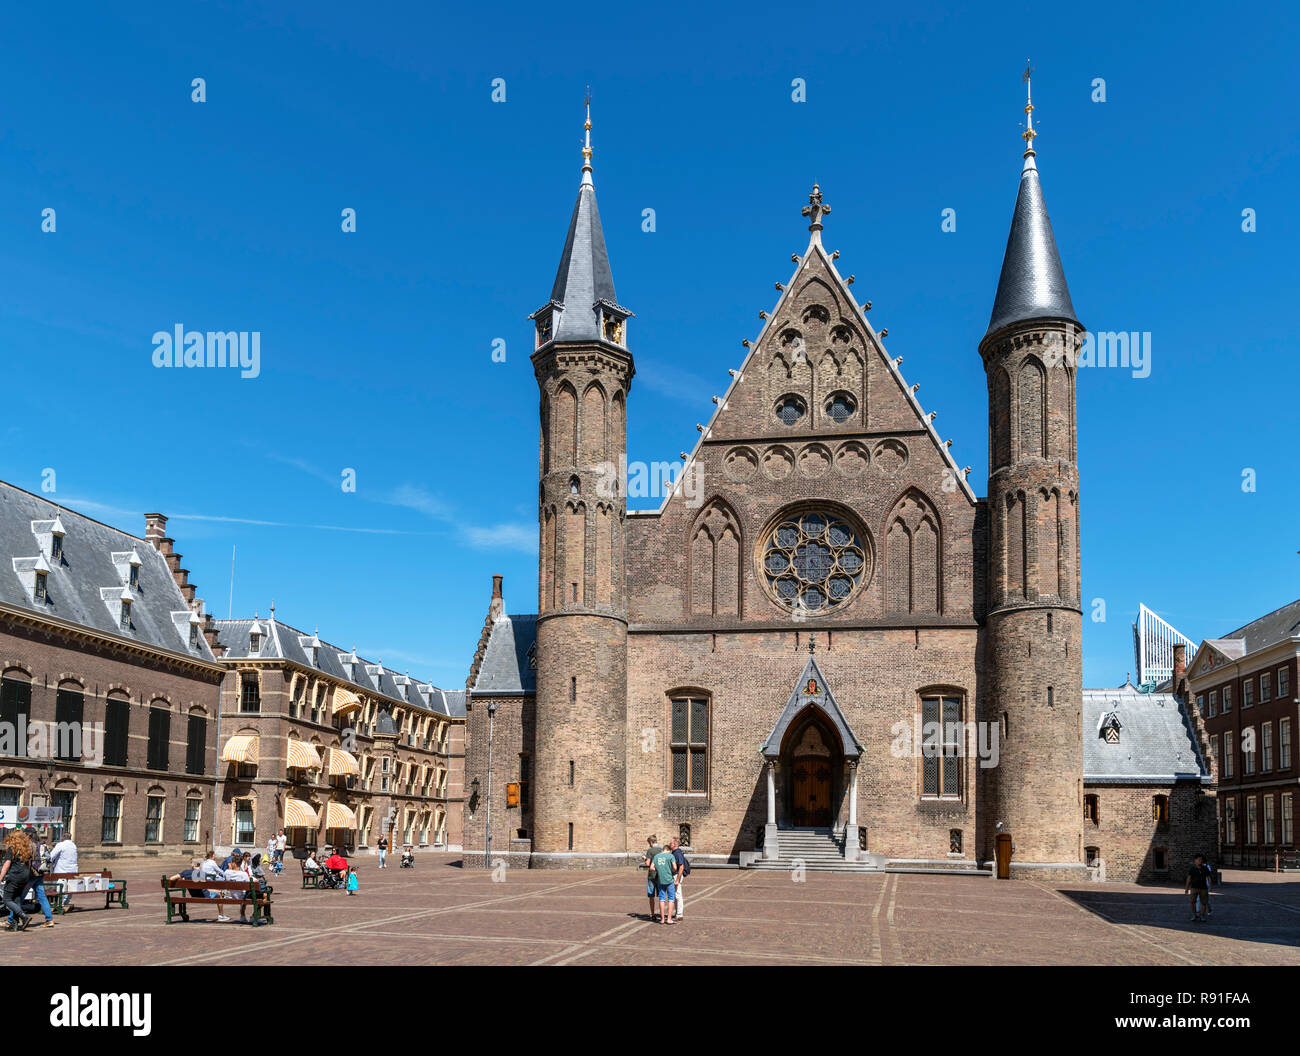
[346,868,359,896]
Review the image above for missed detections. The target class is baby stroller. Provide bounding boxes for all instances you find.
[318,866,347,889]
[400,848,414,869]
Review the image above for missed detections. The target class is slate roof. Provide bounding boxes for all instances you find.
[1082,684,1211,785]
[470,615,537,696]
[0,481,216,663]
[214,617,462,717]
[1218,598,1300,655]
[761,655,863,759]
[986,156,1078,337]
[532,178,629,344]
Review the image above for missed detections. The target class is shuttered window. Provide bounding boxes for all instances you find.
[186,714,207,775]
[147,706,171,771]
[0,677,32,758]
[54,687,84,762]
[104,698,130,767]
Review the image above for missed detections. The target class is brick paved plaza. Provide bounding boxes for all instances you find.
[3,857,1298,966]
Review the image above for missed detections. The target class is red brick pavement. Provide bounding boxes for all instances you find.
[1,858,1296,966]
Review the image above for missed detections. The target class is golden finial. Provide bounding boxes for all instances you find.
[581,87,593,183]
[1021,60,1037,160]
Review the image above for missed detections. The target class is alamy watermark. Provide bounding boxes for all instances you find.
[1046,324,1151,379]
[0,718,103,768]
[151,325,261,379]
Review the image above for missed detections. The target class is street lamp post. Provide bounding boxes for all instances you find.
[485,701,497,867]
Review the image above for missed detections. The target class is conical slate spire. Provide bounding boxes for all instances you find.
[985,72,1076,338]
[534,97,626,345]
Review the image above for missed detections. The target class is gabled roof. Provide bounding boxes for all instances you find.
[985,155,1077,338]
[214,617,461,717]
[761,655,862,759]
[628,186,977,515]
[470,614,537,696]
[1082,684,1210,785]
[0,481,215,662]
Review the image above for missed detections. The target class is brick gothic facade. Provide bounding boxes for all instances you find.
[464,107,1090,877]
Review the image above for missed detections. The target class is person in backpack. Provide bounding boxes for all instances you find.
[670,836,690,922]
[642,835,661,921]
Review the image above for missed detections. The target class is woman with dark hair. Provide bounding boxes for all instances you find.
[0,830,35,931]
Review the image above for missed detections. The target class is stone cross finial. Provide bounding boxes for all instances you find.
[802,184,831,233]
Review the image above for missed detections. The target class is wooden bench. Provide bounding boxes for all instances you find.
[42,872,129,914]
[160,877,274,925]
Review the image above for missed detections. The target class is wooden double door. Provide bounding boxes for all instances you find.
[791,755,834,827]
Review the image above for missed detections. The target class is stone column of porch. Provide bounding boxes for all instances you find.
[843,760,859,861]
[763,759,780,861]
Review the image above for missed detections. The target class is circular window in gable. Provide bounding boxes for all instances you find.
[825,391,856,424]
[760,505,872,615]
[775,395,806,427]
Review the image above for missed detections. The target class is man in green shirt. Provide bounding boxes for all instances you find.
[651,844,678,925]
[642,835,661,921]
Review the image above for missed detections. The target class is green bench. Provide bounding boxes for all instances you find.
[42,872,129,913]
[161,876,274,925]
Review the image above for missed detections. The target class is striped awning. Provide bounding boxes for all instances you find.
[333,687,363,716]
[325,801,357,829]
[220,735,259,764]
[324,747,360,778]
[286,740,322,771]
[283,798,319,828]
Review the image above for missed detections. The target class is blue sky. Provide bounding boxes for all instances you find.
[1,1,1296,689]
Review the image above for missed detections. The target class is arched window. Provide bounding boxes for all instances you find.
[669,694,709,794]
[1017,357,1046,459]
[885,491,942,615]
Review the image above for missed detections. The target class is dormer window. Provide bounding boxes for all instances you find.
[603,315,624,344]
[34,571,47,602]
[249,630,261,655]
[50,534,63,562]
[536,312,553,347]
[120,599,132,630]
[129,564,139,589]
[189,622,200,648]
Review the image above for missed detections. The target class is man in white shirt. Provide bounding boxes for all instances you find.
[48,837,78,909]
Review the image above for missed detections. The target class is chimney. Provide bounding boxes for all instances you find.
[144,512,168,549]
[1172,643,1187,689]
[489,574,504,620]
[203,612,225,657]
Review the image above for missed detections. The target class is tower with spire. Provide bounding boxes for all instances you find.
[980,65,1085,872]
[529,97,633,863]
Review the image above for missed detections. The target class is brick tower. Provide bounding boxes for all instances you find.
[528,100,633,865]
[981,75,1086,873]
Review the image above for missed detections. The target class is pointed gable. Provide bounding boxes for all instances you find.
[761,655,862,759]
[641,183,975,514]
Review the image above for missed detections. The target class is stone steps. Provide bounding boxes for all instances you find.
[746,828,885,873]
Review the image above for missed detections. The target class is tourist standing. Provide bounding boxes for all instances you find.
[642,835,661,921]
[1185,853,1211,923]
[275,830,287,866]
[670,836,688,922]
[651,842,678,925]
[48,832,78,909]
[378,834,388,869]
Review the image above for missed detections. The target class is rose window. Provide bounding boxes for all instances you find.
[761,510,869,613]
